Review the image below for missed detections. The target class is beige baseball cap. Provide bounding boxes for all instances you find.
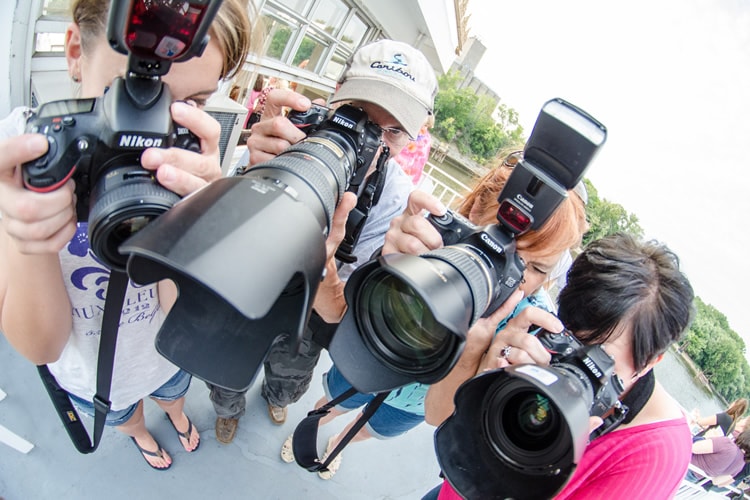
[331,39,438,139]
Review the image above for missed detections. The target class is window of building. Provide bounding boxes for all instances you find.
[261,0,377,83]
[35,0,71,54]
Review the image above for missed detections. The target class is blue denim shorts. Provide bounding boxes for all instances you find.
[68,369,192,427]
[323,366,424,439]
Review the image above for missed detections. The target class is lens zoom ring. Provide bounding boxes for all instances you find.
[286,141,350,201]
[259,148,343,225]
[90,182,179,221]
[424,246,492,324]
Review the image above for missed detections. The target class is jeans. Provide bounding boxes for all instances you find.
[323,366,424,439]
[68,369,191,426]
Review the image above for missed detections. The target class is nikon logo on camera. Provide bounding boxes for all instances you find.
[118,134,164,148]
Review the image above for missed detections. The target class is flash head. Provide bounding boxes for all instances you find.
[496,98,606,235]
[107,0,220,77]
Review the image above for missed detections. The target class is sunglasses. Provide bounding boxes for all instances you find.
[503,151,524,169]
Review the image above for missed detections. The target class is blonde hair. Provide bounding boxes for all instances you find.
[71,0,255,80]
[456,156,588,260]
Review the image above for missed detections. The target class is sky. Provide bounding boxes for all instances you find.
[467,0,750,352]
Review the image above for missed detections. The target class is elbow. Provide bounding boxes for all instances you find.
[29,349,63,366]
[14,343,64,366]
[0,323,67,366]
[424,412,442,427]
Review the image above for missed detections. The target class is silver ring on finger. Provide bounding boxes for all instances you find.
[500,345,512,359]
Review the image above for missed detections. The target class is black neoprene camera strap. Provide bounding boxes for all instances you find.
[292,387,390,472]
[37,269,129,453]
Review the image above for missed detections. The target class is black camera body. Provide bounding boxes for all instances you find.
[23,85,200,270]
[285,103,383,199]
[428,209,525,323]
[539,329,626,422]
[22,0,219,271]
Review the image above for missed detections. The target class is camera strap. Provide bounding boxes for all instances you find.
[591,369,655,440]
[291,387,389,472]
[36,269,129,453]
[334,148,389,264]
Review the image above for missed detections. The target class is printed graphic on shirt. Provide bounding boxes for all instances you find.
[66,223,161,336]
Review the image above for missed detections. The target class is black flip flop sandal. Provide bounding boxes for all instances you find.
[130,436,171,471]
[165,413,201,452]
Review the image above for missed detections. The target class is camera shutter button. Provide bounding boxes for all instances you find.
[27,136,57,171]
[433,212,453,225]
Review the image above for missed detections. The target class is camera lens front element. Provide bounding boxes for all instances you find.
[356,269,457,375]
[483,377,570,471]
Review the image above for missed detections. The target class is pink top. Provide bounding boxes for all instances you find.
[437,417,692,500]
[393,127,431,184]
[245,89,263,113]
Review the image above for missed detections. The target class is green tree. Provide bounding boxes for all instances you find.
[267,25,291,59]
[581,179,643,246]
[433,71,523,163]
[683,297,750,401]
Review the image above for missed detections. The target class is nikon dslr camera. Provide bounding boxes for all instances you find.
[22,0,221,271]
[116,96,388,391]
[539,328,627,424]
[434,328,627,500]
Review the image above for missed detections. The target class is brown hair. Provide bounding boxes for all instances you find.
[71,0,254,79]
[728,398,749,421]
[456,160,588,260]
[734,428,750,462]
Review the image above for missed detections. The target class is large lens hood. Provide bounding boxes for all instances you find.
[435,366,591,500]
[329,253,471,393]
[121,176,327,391]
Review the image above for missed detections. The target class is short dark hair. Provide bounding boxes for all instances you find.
[557,232,695,372]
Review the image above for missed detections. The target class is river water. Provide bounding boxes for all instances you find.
[654,347,725,416]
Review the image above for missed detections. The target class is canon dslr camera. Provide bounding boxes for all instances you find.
[22,0,221,271]
[327,97,608,394]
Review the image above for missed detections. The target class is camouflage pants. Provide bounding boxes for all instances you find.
[261,311,339,407]
[206,327,322,417]
[206,381,248,419]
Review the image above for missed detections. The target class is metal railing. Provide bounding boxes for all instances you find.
[416,161,473,208]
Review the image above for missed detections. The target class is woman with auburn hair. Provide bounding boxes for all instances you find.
[400,150,589,425]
